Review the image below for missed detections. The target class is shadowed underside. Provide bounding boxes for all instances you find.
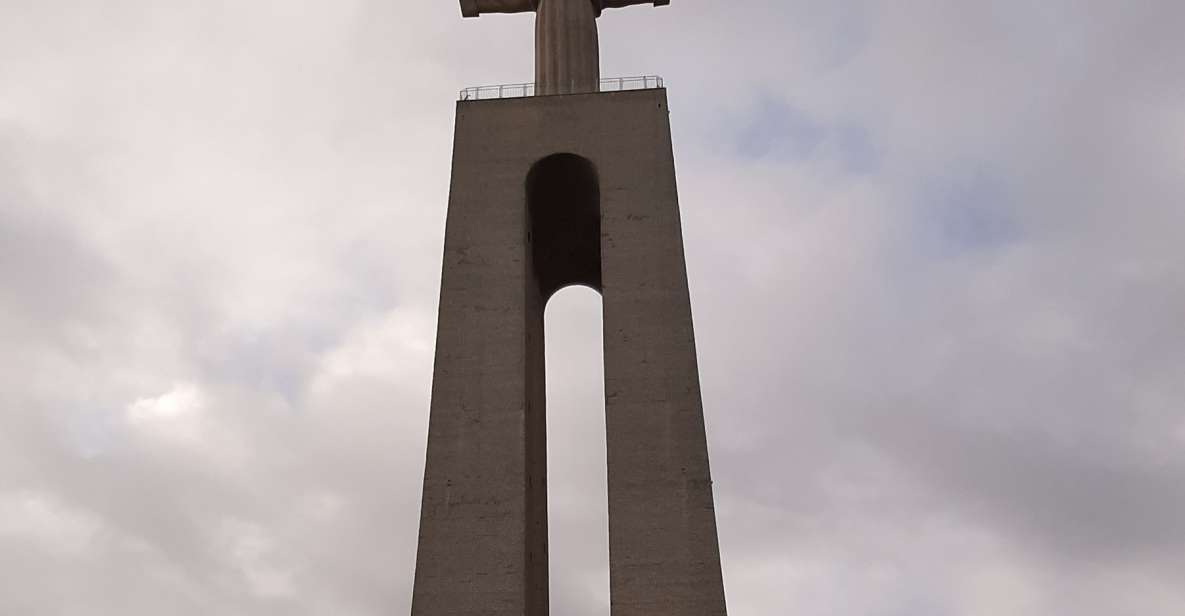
[528,153,602,297]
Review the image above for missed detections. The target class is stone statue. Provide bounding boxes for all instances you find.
[459,0,670,95]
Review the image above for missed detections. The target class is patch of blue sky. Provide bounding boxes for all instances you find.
[197,325,339,409]
[913,168,1021,258]
[62,406,122,459]
[815,0,871,70]
[734,96,824,160]
[833,124,879,175]
[732,95,879,174]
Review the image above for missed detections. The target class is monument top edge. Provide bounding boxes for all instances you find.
[459,76,665,101]
[458,88,667,107]
[460,0,670,19]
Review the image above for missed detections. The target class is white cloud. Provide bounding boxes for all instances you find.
[311,307,435,395]
[0,492,102,557]
[127,383,204,425]
[220,519,296,600]
[1,0,1183,614]
[125,383,207,447]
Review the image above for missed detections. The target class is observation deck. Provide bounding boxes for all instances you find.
[459,75,664,101]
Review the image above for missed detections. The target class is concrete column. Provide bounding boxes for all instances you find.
[597,95,728,616]
[410,100,547,615]
[536,0,600,95]
[412,89,727,616]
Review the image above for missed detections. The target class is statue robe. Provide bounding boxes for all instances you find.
[461,0,666,95]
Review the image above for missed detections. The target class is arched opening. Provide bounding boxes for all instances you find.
[527,153,601,298]
[525,153,608,613]
[545,288,609,615]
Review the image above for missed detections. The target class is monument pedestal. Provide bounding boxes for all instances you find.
[411,89,727,616]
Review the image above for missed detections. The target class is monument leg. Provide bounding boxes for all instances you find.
[600,113,729,616]
[411,121,549,614]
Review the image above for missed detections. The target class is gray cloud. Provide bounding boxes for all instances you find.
[1,1,1183,614]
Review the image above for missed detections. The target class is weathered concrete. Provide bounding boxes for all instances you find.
[535,0,600,95]
[411,88,727,615]
[459,0,670,95]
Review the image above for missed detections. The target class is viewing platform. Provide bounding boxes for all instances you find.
[459,75,664,101]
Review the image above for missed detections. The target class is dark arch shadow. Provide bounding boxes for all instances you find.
[524,152,606,613]
[527,153,602,300]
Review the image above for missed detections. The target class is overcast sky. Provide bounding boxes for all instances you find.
[3,1,1184,614]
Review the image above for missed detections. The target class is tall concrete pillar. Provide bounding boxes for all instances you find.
[411,88,727,616]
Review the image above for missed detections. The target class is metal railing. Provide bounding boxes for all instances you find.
[599,75,664,92]
[460,82,536,100]
[459,75,664,101]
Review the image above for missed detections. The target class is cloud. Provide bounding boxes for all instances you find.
[1,0,1183,614]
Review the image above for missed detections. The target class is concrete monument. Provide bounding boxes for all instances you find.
[459,0,670,94]
[411,1,727,614]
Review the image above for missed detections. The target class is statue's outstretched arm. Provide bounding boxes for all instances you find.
[460,0,537,17]
[601,0,669,9]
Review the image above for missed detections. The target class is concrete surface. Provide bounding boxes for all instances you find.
[411,88,727,616]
